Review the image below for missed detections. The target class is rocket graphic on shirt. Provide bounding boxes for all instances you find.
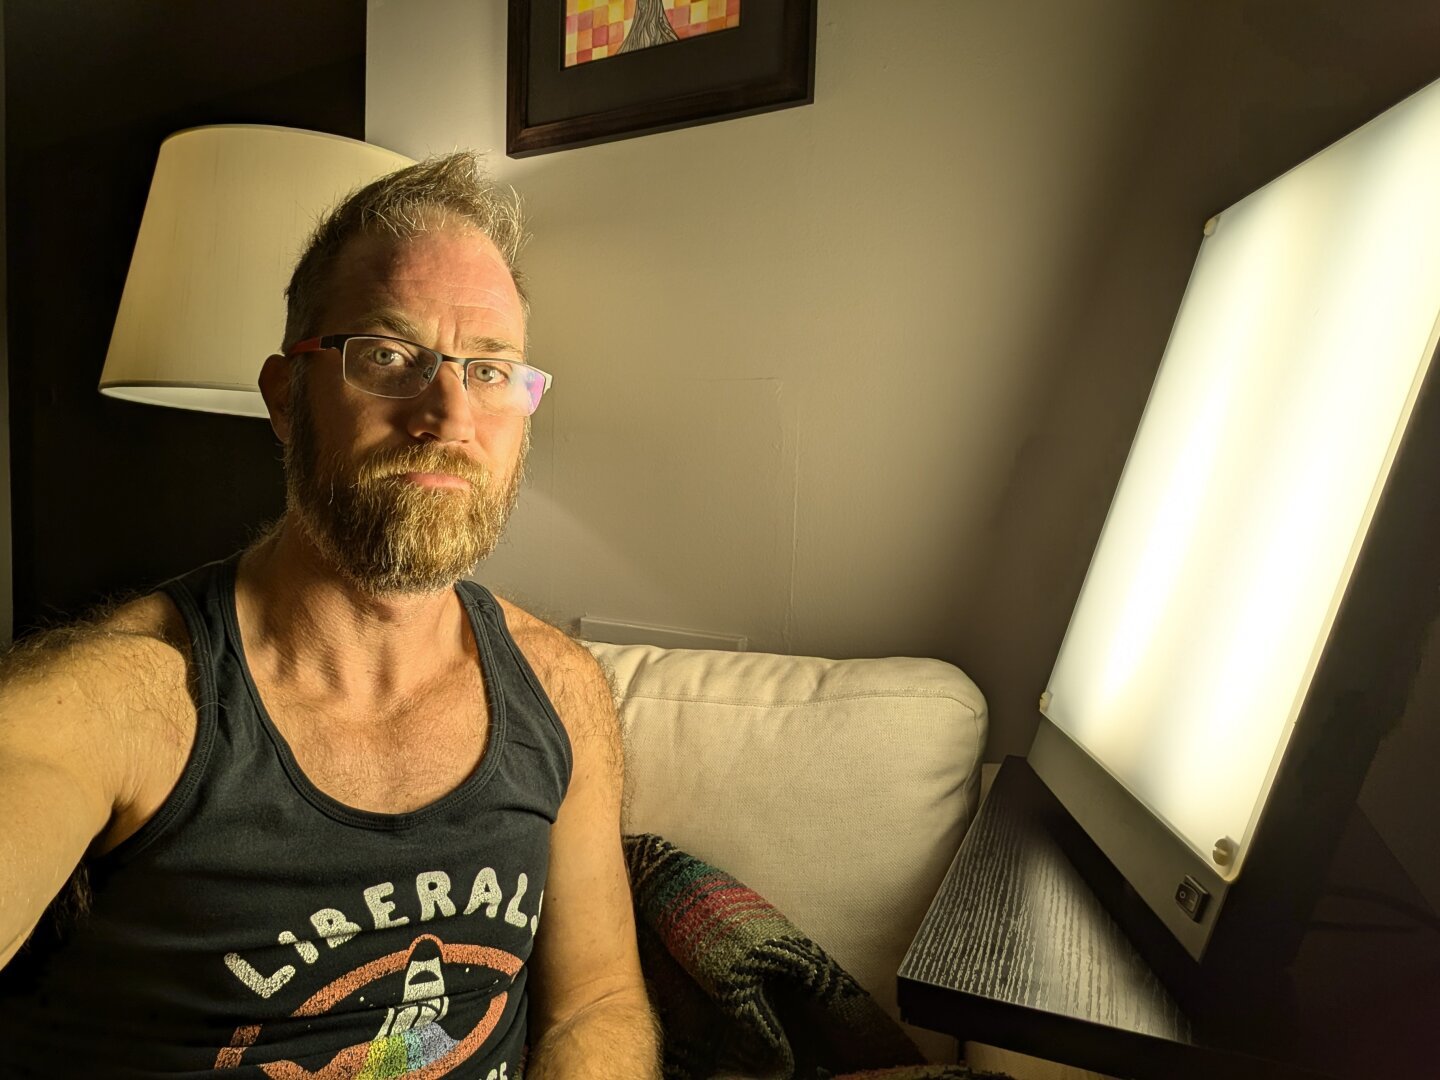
[212,868,542,1078]
[215,933,523,1078]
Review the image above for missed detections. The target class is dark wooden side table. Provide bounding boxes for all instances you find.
[896,757,1334,1080]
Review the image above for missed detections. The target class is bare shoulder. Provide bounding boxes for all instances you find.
[3,591,190,690]
[493,597,616,746]
[0,592,198,959]
[0,590,197,760]
[491,599,625,819]
[98,591,191,651]
[0,590,198,864]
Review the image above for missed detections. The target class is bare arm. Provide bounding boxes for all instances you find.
[0,597,194,968]
[503,606,659,1079]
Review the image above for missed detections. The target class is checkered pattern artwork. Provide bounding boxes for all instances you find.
[565,0,741,68]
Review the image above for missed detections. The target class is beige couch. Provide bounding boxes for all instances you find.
[585,641,988,1065]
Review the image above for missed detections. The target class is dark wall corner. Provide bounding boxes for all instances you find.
[3,0,366,633]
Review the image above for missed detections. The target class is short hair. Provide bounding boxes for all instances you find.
[281,151,528,349]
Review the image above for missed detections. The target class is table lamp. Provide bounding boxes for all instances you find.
[98,125,413,418]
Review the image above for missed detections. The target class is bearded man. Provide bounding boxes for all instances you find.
[0,153,659,1079]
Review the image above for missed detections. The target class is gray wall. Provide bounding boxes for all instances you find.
[367,0,1440,759]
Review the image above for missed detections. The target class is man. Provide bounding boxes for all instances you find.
[0,152,659,1078]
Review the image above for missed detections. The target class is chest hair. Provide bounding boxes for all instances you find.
[263,664,490,814]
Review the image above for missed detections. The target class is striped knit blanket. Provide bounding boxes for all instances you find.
[624,834,1008,1080]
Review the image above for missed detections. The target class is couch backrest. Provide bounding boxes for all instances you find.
[586,642,987,1063]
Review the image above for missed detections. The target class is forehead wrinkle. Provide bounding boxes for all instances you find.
[351,307,424,341]
[361,229,521,302]
[349,307,523,357]
[460,335,524,356]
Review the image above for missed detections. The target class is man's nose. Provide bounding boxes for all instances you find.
[408,359,476,442]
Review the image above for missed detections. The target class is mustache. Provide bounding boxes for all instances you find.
[353,444,490,488]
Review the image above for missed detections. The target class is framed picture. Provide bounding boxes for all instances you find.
[507,0,817,157]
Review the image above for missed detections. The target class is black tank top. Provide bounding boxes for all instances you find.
[0,556,572,1078]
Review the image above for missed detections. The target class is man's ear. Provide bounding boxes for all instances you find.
[258,353,293,443]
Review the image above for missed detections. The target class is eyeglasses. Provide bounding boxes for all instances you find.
[284,334,553,417]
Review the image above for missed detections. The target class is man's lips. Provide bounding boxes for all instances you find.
[398,471,472,491]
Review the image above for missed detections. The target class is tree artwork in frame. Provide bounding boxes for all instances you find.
[507,0,818,157]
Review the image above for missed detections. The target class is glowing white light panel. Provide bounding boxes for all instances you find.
[1044,77,1440,879]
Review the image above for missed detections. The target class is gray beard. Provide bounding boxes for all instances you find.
[284,385,525,596]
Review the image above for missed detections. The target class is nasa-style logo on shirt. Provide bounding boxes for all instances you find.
[214,934,522,1077]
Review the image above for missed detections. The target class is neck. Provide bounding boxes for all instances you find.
[235,515,471,704]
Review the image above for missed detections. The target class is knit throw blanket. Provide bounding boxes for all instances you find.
[624,834,1008,1080]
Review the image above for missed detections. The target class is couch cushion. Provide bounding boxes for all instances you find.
[585,643,987,1062]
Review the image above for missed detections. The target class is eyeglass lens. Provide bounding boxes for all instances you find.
[342,336,544,416]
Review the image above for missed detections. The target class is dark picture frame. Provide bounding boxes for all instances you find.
[507,0,817,157]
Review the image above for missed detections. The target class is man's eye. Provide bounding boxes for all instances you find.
[353,340,422,370]
[368,347,409,368]
[470,363,509,385]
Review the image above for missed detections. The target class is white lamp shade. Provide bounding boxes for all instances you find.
[99,126,414,418]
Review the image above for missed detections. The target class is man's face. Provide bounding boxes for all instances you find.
[282,226,531,596]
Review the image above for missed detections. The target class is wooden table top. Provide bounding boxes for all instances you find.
[896,758,1334,1080]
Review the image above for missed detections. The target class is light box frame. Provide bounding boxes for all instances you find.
[1031,75,1440,969]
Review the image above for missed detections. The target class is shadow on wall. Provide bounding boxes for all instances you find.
[463,0,1180,673]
